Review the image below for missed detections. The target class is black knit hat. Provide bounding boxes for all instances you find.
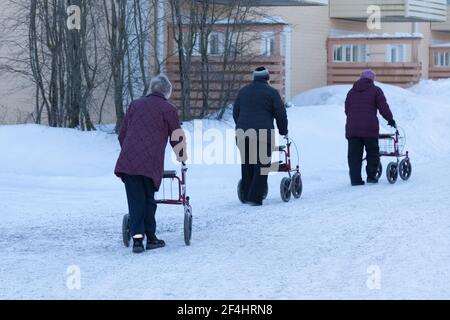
[253,66,270,81]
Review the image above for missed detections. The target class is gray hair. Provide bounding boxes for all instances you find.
[150,74,173,99]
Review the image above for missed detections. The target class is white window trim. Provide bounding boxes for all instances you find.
[192,33,201,57]
[283,25,292,101]
[261,32,276,57]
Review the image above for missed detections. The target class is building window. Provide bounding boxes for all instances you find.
[387,44,406,63]
[333,45,367,63]
[208,32,224,56]
[434,51,450,67]
[261,32,276,56]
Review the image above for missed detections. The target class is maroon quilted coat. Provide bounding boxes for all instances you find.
[345,78,394,139]
[114,93,185,190]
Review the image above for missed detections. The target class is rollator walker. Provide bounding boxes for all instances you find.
[237,137,303,203]
[122,162,193,247]
[367,126,412,184]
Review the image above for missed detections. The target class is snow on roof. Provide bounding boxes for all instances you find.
[431,42,450,48]
[180,15,288,26]
[214,15,288,25]
[329,32,424,40]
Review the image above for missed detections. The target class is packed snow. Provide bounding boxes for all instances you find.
[1,80,450,299]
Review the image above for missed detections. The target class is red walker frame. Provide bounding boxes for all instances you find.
[122,162,193,247]
[364,127,412,184]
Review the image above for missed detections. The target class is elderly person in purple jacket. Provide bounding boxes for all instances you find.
[115,74,187,254]
[345,70,396,186]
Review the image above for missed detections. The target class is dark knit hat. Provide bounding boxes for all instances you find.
[253,66,270,81]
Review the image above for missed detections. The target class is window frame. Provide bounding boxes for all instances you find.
[386,44,407,63]
[333,44,367,63]
[434,51,450,67]
[208,32,224,56]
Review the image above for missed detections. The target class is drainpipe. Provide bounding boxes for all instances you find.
[157,0,166,73]
[413,22,419,35]
[412,22,422,80]
[283,25,292,102]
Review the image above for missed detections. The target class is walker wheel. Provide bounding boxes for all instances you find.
[386,162,399,184]
[376,162,383,180]
[399,158,412,181]
[291,173,303,199]
[184,206,193,246]
[122,214,131,247]
[280,177,292,202]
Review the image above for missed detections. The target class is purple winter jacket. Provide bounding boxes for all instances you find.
[345,78,394,139]
[114,93,185,190]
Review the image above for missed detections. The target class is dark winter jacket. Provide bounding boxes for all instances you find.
[114,93,185,190]
[345,78,394,139]
[233,79,288,136]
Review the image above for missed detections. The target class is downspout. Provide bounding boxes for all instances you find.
[157,0,166,73]
[413,22,419,35]
[413,21,422,79]
[283,25,292,103]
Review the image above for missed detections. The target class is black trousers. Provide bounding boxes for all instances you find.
[347,137,380,183]
[237,135,272,203]
[122,175,157,237]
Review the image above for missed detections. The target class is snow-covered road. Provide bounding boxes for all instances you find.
[1,158,449,299]
[1,81,450,299]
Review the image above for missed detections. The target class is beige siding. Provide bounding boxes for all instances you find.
[0,1,118,125]
[263,5,450,96]
[0,2,34,124]
[432,7,450,31]
[330,0,447,22]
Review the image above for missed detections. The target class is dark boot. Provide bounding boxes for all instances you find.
[146,234,166,250]
[133,237,145,254]
[245,201,263,206]
[367,177,379,184]
[351,181,365,186]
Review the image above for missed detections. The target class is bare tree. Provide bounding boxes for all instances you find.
[1,0,107,130]
[168,0,199,120]
[167,0,269,120]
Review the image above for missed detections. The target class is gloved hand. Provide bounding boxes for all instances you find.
[388,119,397,128]
[284,134,289,140]
[177,153,188,163]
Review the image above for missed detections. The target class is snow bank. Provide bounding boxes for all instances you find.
[1,79,450,178]
[0,124,119,177]
[291,81,450,162]
[409,78,450,101]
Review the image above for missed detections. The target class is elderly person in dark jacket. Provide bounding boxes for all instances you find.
[233,67,288,206]
[115,74,187,253]
[345,70,396,186]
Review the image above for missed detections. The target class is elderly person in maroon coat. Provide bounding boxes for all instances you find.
[115,74,187,253]
[345,70,396,186]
